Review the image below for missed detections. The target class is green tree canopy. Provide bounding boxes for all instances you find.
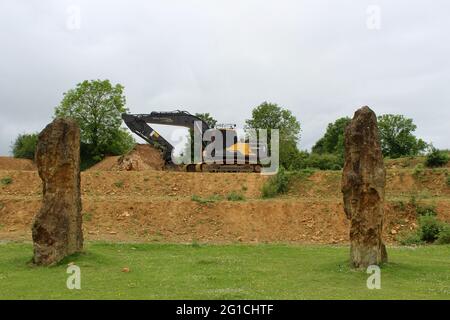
[55,79,134,160]
[312,117,351,156]
[245,102,301,169]
[195,113,217,128]
[377,114,427,158]
[245,102,301,144]
[12,133,38,160]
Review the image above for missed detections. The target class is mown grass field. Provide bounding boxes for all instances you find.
[0,242,449,300]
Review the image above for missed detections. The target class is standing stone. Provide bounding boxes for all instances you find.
[32,118,83,265]
[342,106,387,268]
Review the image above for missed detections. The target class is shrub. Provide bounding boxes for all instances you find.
[436,225,450,244]
[302,153,343,170]
[425,147,449,168]
[80,143,102,171]
[398,230,423,246]
[106,129,136,156]
[79,131,135,171]
[261,167,289,198]
[412,164,424,178]
[292,168,316,178]
[0,177,13,185]
[415,204,437,216]
[446,176,450,187]
[191,194,222,204]
[418,214,442,243]
[400,214,450,245]
[12,133,38,160]
[227,191,245,201]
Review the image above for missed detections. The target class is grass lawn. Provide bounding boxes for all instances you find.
[0,242,449,299]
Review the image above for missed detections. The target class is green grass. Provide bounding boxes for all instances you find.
[0,242,449,300]
[83,212,93,222]
[0,176,13,185]
[191,194,222,204]
[226,191,245,201]
[114,180,124,188]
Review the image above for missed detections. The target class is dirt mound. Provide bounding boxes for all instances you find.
[0,157,36,171]
[88,156,121,171]
[89,144,165,171]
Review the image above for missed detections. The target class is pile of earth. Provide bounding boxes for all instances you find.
[89,144,165,171]
[0,157,36,171]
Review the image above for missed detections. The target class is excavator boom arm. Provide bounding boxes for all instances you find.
[121,110,209,163]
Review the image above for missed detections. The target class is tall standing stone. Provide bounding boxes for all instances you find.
[32,118,83,265]
[342,106,387,268]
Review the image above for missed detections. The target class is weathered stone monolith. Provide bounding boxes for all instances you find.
[342,106,387,268]
[32,118,83,265]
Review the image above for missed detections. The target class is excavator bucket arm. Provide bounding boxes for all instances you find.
[121,111,210,164]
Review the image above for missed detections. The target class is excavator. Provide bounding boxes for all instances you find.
[122,110,267,172]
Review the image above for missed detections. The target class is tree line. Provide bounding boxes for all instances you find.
[11,79,449,170]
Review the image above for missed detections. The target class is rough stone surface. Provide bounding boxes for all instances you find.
[32,118,83,265]
[342,106,388,268]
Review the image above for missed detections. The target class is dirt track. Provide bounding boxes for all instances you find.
[1,157,449,244]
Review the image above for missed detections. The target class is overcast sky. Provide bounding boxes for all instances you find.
[1,0,449,155]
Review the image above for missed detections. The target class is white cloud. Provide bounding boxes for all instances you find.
[0,0,449,155]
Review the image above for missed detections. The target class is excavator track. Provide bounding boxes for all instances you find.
[186,163,262,173]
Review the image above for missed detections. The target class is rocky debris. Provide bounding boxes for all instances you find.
[342,106,388,268]
[117,144,165,171]
[32,118,83,265]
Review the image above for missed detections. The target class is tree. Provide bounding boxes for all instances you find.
[195,113,217,129]
[107,128,136,156]
[279,139,303,170]
[312,117,351,156]
[245,102,301,168]
[12,133,38,160]
[425,146,449,168]
[377,114,427,158]
[55,80,135,161]
[245,102,301,144]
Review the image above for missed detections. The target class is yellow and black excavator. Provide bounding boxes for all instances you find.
[122,110,267,172]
